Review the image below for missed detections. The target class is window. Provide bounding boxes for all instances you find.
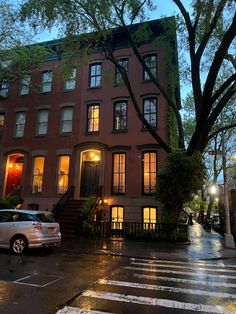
[41,71,53,93]
[114,101,127,131]
[15,112,26,138]
[32,156,45,193]
[115,58,128,84]
[143,98,157,127]
[112,153,126,194]
[36,110,49,135]
[143,54,157,80]
[60,107,73,133]
[0,79,9,97]
[143,152,157,194]
[89,63,101,87]
[87,104,99,132]
[64,67,76,90]
[57,156,70,194]
[111,206,124,230]
[0,113,4,127]
[19,74,31,95]
[143,207,157,229]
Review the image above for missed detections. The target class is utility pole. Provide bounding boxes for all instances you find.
[221,112,235,248]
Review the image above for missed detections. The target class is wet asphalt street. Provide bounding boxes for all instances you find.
[1,223,236,313]
[0,249,126,314]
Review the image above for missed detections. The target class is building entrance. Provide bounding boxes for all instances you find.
[80,150,101,197]
[5,154,24,196]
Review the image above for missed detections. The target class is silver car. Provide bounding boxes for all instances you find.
[0,209,61,255]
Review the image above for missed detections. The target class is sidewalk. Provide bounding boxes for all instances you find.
[57,222,236,261]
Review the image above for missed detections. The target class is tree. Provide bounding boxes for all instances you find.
[0,1,47,84]
[20,0,236,221]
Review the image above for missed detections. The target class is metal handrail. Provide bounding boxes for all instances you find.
[53,185,74,216]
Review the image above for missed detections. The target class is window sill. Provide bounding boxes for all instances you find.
[40,91,52,95]
[112,130,128,134]
[84,131,99,135]
[63,88,76,92]
[59,132,72,136]
[141,127,158,132]
[87,86,101,90]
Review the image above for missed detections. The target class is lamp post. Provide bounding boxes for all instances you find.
[221,114,235,248]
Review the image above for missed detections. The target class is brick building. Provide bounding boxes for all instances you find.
[0,17,180,230]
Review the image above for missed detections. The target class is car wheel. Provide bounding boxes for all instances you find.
[11,235,28,255]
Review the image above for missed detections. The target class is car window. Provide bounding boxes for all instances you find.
[17,213,36,222]
[0,212,13,222]
[36,213,56,223]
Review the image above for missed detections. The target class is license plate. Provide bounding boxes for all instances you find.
[47,227,55,233]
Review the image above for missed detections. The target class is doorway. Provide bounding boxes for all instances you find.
[5,154,24,196]
[80,150,101,197]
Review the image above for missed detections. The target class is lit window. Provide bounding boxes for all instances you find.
[57,156,70,194]
[112,153,126,194]
[114,101,127,131]
[143,207,157,229]
[60,107,73,133]
[111,206,124,230]
[32,156,45,193]
[0,79,9,97]
[143,54,157,80]
[143,98,157,127]
[87,104,99,132]
[0,113,5,127]
[115,58,128,84]
[15,112,26,138]
[64,67,76,90]
[143,152,157,194]
[41,71,53,93]
[89,63,101,87]
[19,74,31,95]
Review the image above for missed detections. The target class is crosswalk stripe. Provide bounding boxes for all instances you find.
[56,306,114,314]
[130,258,236,268]
[82,290,231,313]
[124,266,236,279]
[134,273,236,289]
[131,261,236,273]
[99,279,236,299]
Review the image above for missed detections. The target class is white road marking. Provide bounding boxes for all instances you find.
[56,306,114,314]
[124,266,236,279]
[99,279,236,299]
[82,290,232,313]
[14,275,63,287]
[134,273,236,289]
[130,261,236,273]
[130,258,234,268]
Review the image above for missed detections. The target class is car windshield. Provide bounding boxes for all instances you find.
[35,213,56,223]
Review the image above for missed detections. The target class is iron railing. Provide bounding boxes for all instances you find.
[52,185,74,216]
[86,221,189,241]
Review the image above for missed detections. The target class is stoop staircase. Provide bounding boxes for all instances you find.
[56,199,85,237]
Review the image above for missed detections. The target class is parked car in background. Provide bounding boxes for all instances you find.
[212,214,221,230]
[0,209,61,255]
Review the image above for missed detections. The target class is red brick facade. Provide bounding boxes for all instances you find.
[0,18,179,224]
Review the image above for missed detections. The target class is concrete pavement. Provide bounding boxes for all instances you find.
[57,222,236,261]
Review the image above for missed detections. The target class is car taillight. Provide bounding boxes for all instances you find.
[32,222,42,230]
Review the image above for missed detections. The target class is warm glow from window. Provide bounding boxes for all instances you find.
[57,156,70,194]
[83,150,101,162]
[143,207,157,229]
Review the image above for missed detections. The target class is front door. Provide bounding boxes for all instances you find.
[80,161,100,197]
[5,154,24,196]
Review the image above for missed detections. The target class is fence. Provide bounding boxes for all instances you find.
[87,221,189,242]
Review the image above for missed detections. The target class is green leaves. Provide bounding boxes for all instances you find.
[156,151,206,217]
